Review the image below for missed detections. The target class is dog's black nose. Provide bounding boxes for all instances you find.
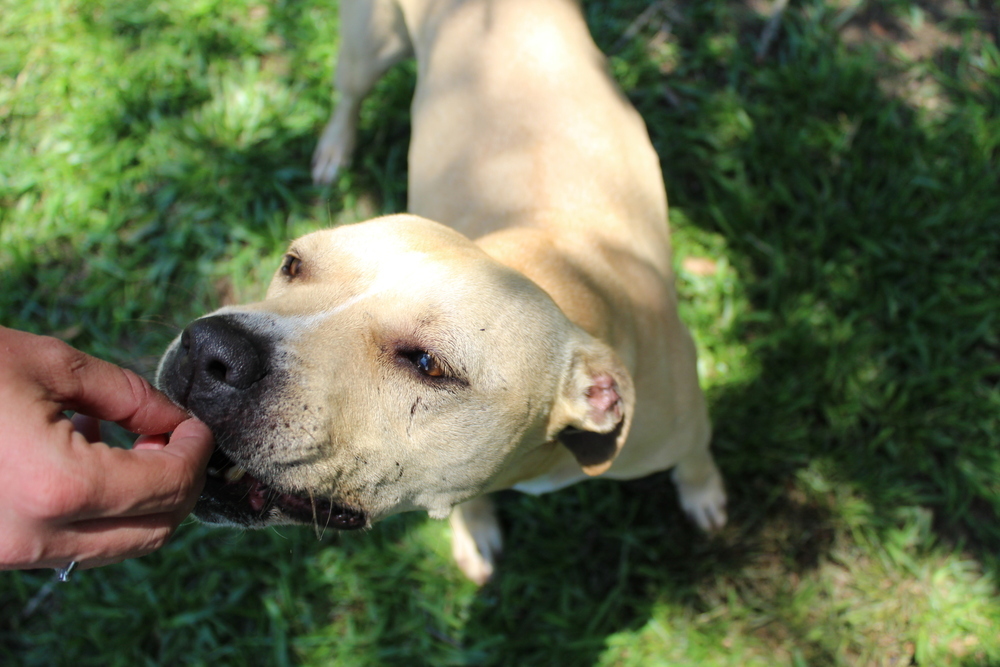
[183,316,268,390]
[164,316,269,405]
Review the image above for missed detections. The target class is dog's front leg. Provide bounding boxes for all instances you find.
[312,0,413,184]
[448,495,502,585]
[672,445,727,531]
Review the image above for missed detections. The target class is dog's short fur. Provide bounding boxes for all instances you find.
[158,0,726,584]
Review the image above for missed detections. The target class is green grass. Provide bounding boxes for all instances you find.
[2,0,999,664]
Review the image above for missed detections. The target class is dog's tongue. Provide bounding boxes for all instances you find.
[247,478,268,511]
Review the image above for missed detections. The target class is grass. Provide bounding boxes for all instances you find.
[1,0,999,664]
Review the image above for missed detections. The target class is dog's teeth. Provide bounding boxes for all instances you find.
[224,467,247,483]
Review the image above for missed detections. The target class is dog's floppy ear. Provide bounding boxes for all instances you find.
[547,333,635,476]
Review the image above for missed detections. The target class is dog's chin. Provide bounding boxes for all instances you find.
[194,449,368,530]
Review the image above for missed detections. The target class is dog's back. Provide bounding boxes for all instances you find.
[404,0,673,278]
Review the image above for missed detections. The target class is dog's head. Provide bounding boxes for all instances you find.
[158,215,633,529]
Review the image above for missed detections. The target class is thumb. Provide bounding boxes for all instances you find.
[162,418,215,470]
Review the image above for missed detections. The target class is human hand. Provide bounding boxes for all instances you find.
[0,326,215,572]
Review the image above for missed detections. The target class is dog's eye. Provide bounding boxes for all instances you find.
[401,349,445,378]
[414,351,445,377]
[280,254,302,278]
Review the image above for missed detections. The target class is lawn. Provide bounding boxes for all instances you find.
[2,0,999,664]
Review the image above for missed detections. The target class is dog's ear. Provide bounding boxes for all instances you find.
[548,334,635,476]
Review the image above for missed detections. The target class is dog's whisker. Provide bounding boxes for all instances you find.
[321,492,335,540]
[122,317,183,333]
[308,489,322,541]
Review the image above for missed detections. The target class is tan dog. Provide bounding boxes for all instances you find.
[158,0,726,584]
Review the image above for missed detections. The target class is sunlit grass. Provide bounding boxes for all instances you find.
[2,0,999,664]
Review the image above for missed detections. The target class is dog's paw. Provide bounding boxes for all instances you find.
[449,498,502,585]
[451,524,500,586]
[311,139,351,185]
[674,468,727,532]
[311,110,357,185]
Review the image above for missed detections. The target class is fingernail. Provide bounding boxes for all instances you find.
[133,433,168,450]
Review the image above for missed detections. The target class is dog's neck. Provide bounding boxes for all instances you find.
[475,217,676,372]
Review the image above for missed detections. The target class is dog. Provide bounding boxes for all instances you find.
[158,0,726,584]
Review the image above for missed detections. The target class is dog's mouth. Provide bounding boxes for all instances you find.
[199,448,368,530]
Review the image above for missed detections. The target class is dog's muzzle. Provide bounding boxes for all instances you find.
[158,314,369,530]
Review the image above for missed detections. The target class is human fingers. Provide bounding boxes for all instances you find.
[160,417,215,474]
[72,405,187,450]
[67,501,202,570]
[67,421,214,564]
[133,433,168,450]
[0,419,213,571]
[48,418,214,523]
[71,413,102,443]
[4,504,198,571]
[10,331,188,434]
